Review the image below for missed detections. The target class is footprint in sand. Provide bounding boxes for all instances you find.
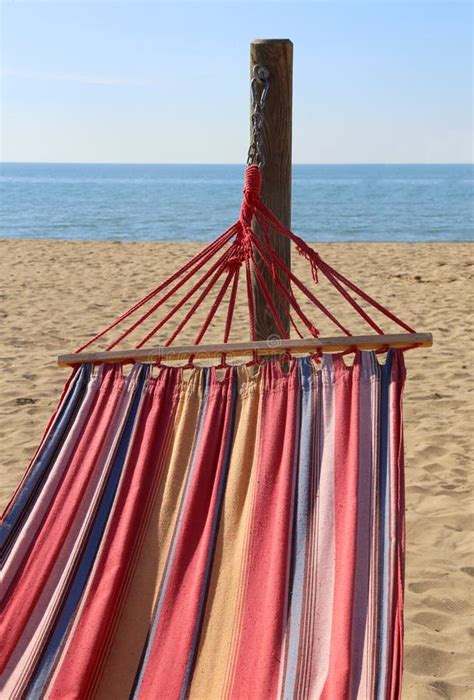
[410,611,450,632]
[404,644,454,677]
[409,580,443,594]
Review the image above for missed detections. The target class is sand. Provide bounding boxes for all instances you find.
[1,239,472,698]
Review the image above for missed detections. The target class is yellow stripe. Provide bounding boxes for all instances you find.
[96,374,203,699]
[188,370,261,699]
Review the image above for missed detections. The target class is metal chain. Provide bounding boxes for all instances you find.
[247,65,270,168]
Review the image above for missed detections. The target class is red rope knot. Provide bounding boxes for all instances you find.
[225,254,243,272]
[239,165,262,228]
[243,164,262,197]
[226,234,253,268]
[232,235,253,264]
[296,245,319,283]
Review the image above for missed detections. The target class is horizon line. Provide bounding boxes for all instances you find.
[2,161,473,167]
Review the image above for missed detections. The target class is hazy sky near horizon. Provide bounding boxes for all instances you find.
[1,1,472,164]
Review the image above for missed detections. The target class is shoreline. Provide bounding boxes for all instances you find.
[1,238,472,247]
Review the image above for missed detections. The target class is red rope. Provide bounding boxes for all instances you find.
[245,257,257,341]
[135,247,234,349]
[76,223,237,353]
[255,200,413,334]
[253,211,352,335]
[252,216,318,337]
[224,267,240,343]
[192,268,236,346]
[249,234,311,339]
[255,199,322,270]
[73,164,416,358]
[251,261,290,339]
[321,260,416,334]
[316,258,385,335]
[163,263,227,348]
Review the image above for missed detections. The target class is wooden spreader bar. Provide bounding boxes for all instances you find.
[58,333,432,367]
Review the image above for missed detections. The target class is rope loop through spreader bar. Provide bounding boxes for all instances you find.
[59,66,432,368]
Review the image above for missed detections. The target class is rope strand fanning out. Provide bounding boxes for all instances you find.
[74,165,418,357]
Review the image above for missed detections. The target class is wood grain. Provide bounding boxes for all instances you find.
[58,333,433,367]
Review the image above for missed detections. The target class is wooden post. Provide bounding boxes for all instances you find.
[250,38,293,340]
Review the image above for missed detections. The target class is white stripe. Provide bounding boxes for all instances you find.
[2,369,102,591]
[309,354,336,699]
[3,367,139,699]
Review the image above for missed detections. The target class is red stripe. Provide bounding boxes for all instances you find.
[388,351,406,700]
[321,357,361,699]
[1,367,123,671]
[48,371,179,698]
[228,363,298,699]
[1,367,79,520]
[137,374,235,699]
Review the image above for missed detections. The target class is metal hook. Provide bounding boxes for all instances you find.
[251,65,270,109]
[254,64,269,81]
[247,64,270,167]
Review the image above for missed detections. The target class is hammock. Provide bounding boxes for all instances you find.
[1,68,431,699]
[2,352,405,700]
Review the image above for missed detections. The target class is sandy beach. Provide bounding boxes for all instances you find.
[1,239,472,698]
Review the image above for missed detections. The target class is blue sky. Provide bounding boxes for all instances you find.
[1,1,472,163]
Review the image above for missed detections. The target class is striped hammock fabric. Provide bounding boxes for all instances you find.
[1,351,405,700]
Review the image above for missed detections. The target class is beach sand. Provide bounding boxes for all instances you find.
[1,239,472,698]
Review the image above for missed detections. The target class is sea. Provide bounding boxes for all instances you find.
[0,163,472,242]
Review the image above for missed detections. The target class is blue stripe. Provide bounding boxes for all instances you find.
[283,357,311,699]
[25,365,149,699]
[132,369,212,699]
[376,350,392,700]
[180,372,239,699]
[0,364,90,556]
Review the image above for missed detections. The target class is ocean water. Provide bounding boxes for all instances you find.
[0,163,472,242]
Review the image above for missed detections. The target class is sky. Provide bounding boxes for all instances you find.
[1,0,472,164]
